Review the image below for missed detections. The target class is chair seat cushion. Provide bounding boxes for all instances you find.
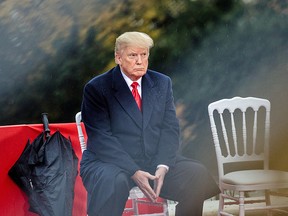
[222,170,288,185]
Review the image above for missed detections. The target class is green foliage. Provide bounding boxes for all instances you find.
[149,0,242,73]
[0,24,111,124]
[1,0,287,151]
[175,2,288,163]
[0,0,241,124]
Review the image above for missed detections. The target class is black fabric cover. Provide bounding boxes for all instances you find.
[9,131,78,216]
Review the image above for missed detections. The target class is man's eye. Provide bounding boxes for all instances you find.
[127,53,148,59]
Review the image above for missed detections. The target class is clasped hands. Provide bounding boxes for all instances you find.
[131,167,167,202]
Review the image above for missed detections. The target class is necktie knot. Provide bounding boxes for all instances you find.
[131,82,138,89]
[131,82,142,111]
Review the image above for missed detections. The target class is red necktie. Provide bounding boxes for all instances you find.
[131,82,142,111]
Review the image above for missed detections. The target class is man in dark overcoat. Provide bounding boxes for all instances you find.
[80,31,220,216]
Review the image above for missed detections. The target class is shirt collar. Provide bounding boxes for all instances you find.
[120,70,142,88]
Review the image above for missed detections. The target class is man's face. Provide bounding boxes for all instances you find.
[115,46,149,81]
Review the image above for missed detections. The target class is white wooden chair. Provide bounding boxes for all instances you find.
[75,112,169,216]
[208,97,288,216]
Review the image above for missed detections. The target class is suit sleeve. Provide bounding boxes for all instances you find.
[154,77,180,168]
[81,82,140,176]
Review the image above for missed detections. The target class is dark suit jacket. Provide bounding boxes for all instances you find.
[81,65,180,176]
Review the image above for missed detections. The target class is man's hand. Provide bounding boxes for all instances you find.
[131,170,158,202]
[153,167,167,198]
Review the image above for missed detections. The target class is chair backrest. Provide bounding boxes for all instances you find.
[208,97,271,179]
[75,112,87,152]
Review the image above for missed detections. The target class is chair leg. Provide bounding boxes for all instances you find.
[132,198,139,215]
[218,193,224,216]
[163,200,169,216]
[239,191,245,216]
[265,190,272,216]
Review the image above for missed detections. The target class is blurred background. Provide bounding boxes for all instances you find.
[0,0,287,174]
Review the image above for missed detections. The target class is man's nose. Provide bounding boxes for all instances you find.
[136,55,143,63]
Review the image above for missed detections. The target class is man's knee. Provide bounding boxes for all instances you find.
[115,172,130,188]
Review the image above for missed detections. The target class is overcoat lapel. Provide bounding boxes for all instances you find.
[142,73,155,129]
[112,66,142,128]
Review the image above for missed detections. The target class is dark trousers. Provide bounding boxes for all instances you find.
[161,158,220,215]
[80,155,220,216]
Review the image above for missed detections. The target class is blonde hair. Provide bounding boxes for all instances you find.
[115,31,154,53]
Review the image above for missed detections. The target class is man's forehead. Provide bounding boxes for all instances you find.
[123,46,149,53]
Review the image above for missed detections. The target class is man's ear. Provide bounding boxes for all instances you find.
[115,52,121,65]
